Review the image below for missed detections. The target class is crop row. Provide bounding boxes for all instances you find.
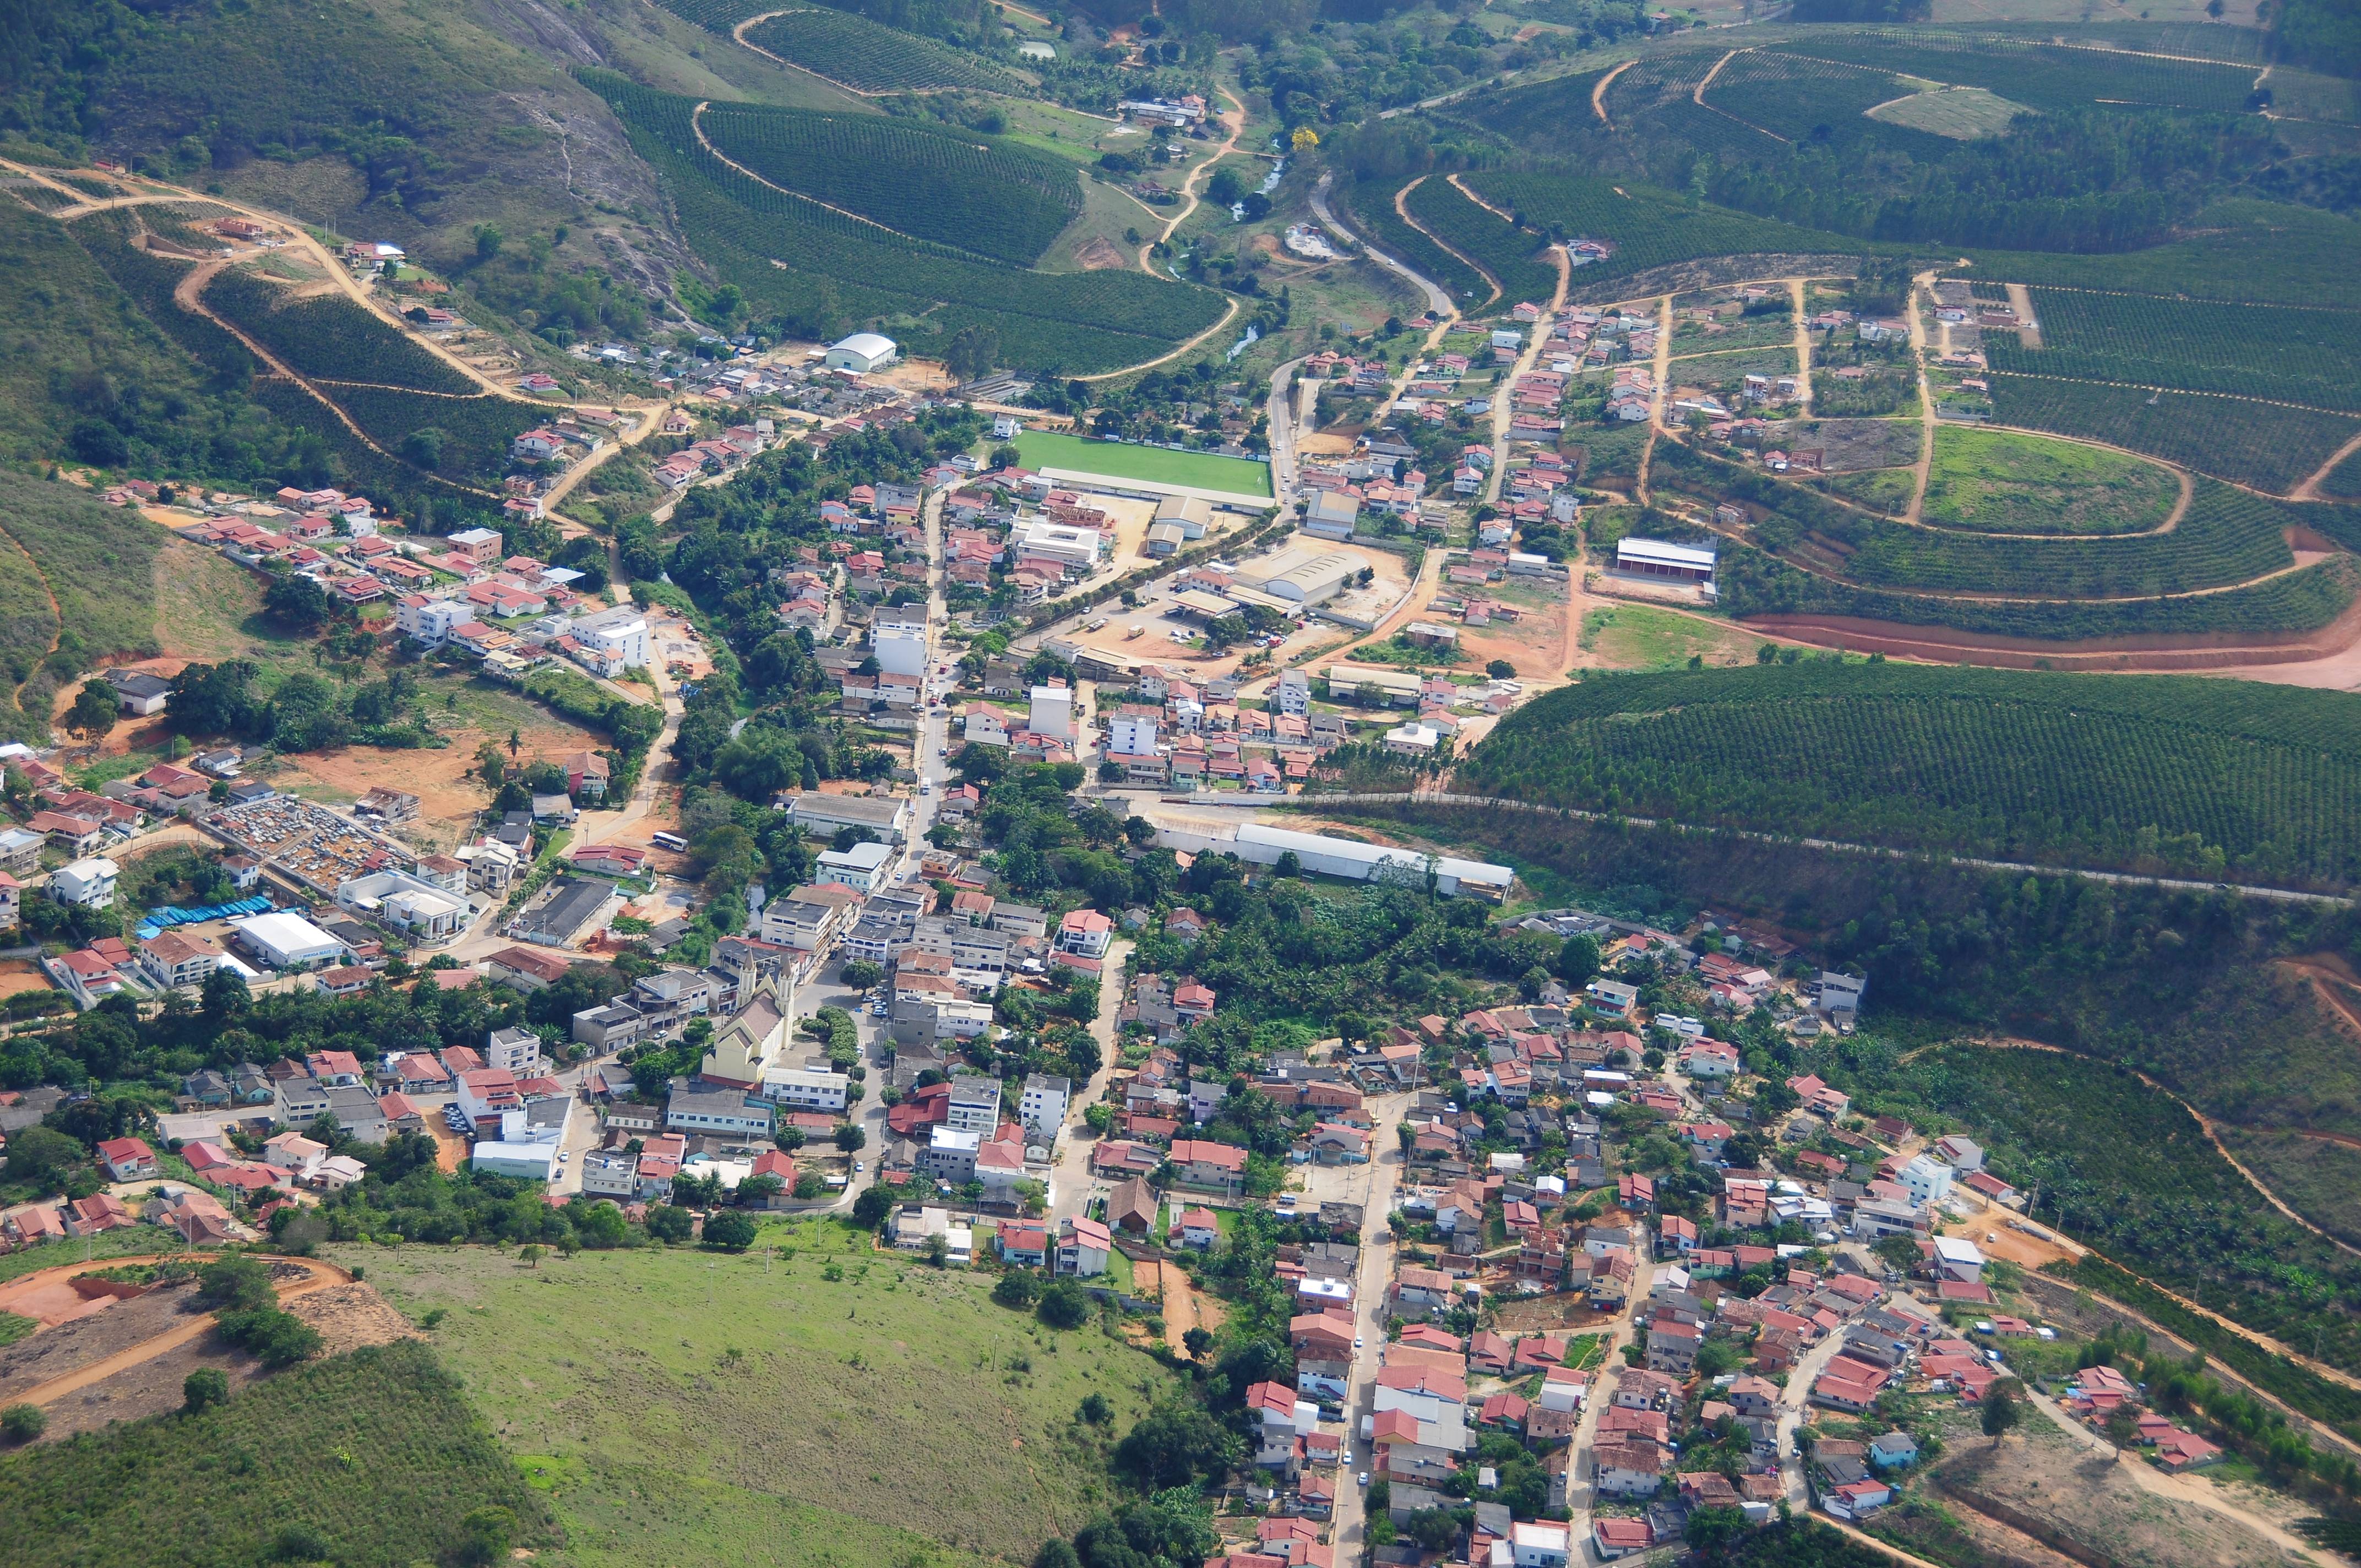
[72,217,259,385]
[1463,661,2361,885]
[1988,374,2361,495]
[1468,171,1864,291]
[1705,50,1946,159]
[1791,31,2258,115]
[331,385,540,487]
[1341,178,1488,303]
[743,8,1019,93]
[202,268,475,394]
[1985,287,2361,412]
[1962,199,2355,308]
[650,0,777,31]
[698,100,1077,265]
[1462,67,1614,157]
[1400,177,1561,310]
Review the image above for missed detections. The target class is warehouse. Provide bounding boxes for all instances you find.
[1615,537,1716,582]
[824,332,898,373]
[508,876,617,946]
[1234,546,1358,606]
[229,911,351,970]
[776,791,912,843]
[1013,520,1106,572]
[1154,493,1213,539]
[1150,821,1513,900]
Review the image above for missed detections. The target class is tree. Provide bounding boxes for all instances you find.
[1,1403,45,1442]
[67,680,118,737]
[1037,1278,1093,1329]
[835,1124,867,1152]
[994,1269,1043,1308]
[183,1367,229,1414]
[2103,1404,2141,1452]
[1870,1233,1920,1275]
[1484,659,1516,679]
[1033,1540,1082,1568]
[1,1126,83,1191]
[703,1210,758,1250]
[842,960,883,990]
[520,1243,546,1268]
[1183,1326,1215,1359]
[455,1507,514,1568]
[1079,1392,1113,1425]
[1982,1379,2024,1445]
[1403,1509,1460,1551]
[851,1183,894,1228]
[1687,1504,1747,1553]
[646,1204,694,1243]
[945,324,1000,384]
[263,572,333,630]
[1112,1401,1239,1488]
[1555,933,1602,989]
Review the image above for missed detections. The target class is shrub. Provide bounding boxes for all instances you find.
[994,1270,1043,1309]
[1037,1279,1092,1329]
[1,1404,46,1442]
[701,1210,758,1251]
[182,1368,229,1414]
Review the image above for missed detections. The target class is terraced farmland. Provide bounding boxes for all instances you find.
[1989,375,2361,494]
[698,101,1080,264]
[1778,31,2259,114]
[201,269,475,394]
[1704,50,1949,158]
[1400,178,1563,308]
[1461,661,2361,888]
[741,8,1020,94]
[585,73,1225,374]
[1468,172,1866,291]
[1919,426,2179,536]
[1987,288,2361,413]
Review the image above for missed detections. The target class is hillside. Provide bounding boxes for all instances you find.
[1456,662,2361,890]
[348,1232,1176,1567]
[0,1342,551,1568]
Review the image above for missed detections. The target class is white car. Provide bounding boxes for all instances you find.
[1358,1472,1369,1488]
[1353,1335,1364,1349]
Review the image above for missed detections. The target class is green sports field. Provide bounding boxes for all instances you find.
[1015,430,1274,498]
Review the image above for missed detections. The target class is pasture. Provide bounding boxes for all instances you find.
[345,1231,1176,1565]
[1918,426,2178,535]
[1865,84,2030,138]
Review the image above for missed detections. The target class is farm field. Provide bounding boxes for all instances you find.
[1460,661,2361,888]
[1918,426,2179,535]
[0,473,164,743]
[1015,429,1274,498]
[1776,31,2258,114]
[330,385,539,487]
[2216,1126,2361,1253]
[584,74,1225,375]
[1962,199,2361,308]
[1401,177,1560,309]
[1988,288,2361,412]
[1701,50,1949,159]
[1988,375,2361,495]
[1468,171,1867,293]
[741,8,1020,94]
[1342,177,1489,306]
[697,100,1081,265]
[200,268,475,394]
[0,1342,551,1568]
[344,1233,1173,1566]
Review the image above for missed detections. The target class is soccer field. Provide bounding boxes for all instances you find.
[1015,429,1274,498]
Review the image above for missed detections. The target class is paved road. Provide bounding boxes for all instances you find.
[1309,170,1454,318]
[1265,355,1310,502]
[1045,936,1135,1223]
[1308,1095,1413,1558]
[1560,1250,1654,1551]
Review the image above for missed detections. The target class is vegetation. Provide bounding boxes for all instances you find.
[1011,431,1272,496]
[582,73,1226,374]
[741,8,1021,94]
[350,1235,1169,1565]
[1989,375,2360,494]
[1919,426,2179,536]
[0,1343,550,1568]
[698,99,1081,265]
[1989,288,2361,413]
[200,269,476,394]
[1963,200,2361,308]
[1468,171,1870,293]
[329,385,538,488]
[1461,661,2361,889]
[0,472,163,744]
[1339,177,1488,304]
[1400,176,1559,308]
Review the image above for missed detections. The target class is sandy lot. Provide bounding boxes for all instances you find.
[268,717,603,848]
[0,959,52,999]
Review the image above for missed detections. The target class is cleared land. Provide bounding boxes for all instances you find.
[1015,429,1274,498]
[1919,426,2179,535]
[1867,85,2031,138]
[344,1231,1175,1566]
[1577,603,1759,669]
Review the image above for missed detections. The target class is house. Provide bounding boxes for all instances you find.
[1057,1215,1112,1277]
[1168,1137,1248,1195]
[1591,1517,1652,1560]
[1177,1206,1221,1249]
[1869,1430,1919,1470]
[95,1136,160,1181]
[1510,1521,1570,1568]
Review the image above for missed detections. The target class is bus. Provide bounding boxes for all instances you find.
[650,831,688,852]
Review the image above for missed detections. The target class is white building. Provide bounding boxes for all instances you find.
[50,857,120,907]
[1234,546,1357,607]
[1899,1153,1955,1207]
[825,333,898,373]
[1275,668,1310,717]
[872,623,927,678]
[814,840,895,894]
[1383,722,1442,757]
[486,1026,543,1075]
[573,605,650,676]
[1615,537,1716,583]
[138,930,219,993]
[1029,684,1075,739]
[760,1065,850,1112]
[336,870,468,940]
[1013,520,1105,573]
[229,911,350,970]
[395,596,475,646]
[1107,706,1160,755]
[1151,822,1512,900]
[1019,1073,1069,1141]
[472,1141,559,1182]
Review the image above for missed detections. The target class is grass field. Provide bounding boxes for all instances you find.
[2216,1127,2361,1253]
[1577,603,1759,669]
[1989,375,2361,494]
[1015,429,1274,498]
[0,473,164,742]
[1865,84,2030,138]
[1919,426,2178,535]
[0,1342,551,1568]
[344,1229,1176,1565]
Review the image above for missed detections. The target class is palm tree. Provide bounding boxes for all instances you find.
[507,728,521,759]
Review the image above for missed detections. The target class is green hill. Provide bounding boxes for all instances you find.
[1460,661,2361,889]
[0,1343,551,1568]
